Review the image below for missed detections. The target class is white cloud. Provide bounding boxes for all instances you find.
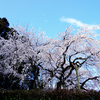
[60,17,100,29]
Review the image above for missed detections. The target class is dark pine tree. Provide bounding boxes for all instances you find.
[0,17,10,39]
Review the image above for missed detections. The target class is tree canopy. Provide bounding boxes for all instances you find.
[0,18,100,91]
[37,26,100,90]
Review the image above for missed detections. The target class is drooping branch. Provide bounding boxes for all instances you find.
[80,76,100,89]
[69,52,81,63]
[64,67,74,81]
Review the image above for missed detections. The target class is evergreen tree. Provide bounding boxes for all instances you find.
[0,17,10,39]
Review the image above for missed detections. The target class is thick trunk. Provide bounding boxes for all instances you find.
[57,82,61,90]
[57,80,66,90]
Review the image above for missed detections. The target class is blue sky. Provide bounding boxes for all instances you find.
[1,0,100,39]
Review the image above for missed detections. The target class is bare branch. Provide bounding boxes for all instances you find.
[80,76,100,89]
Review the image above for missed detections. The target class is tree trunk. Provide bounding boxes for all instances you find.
[57,82,61,90]
[75,68,80,90]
